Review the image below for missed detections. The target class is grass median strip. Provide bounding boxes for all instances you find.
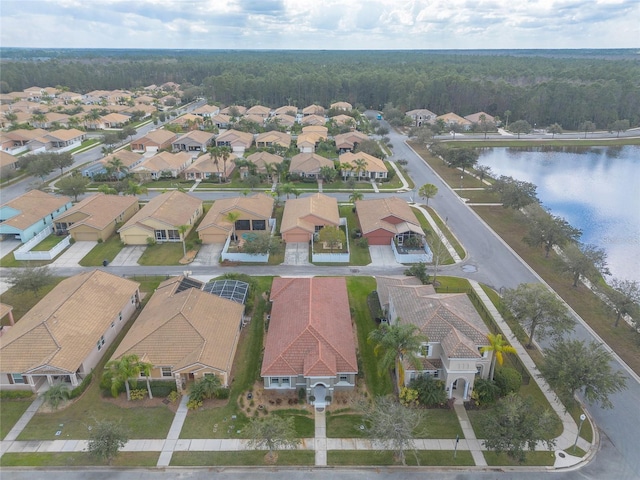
[0,452,159,467]
[328,450,474,466]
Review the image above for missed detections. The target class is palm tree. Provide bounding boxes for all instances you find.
[349,191,364,204]
[124,180,148,196]
[207,146,222,183]
[104,354,149,401]
[480,333,517,381]
[353,158,368,181]
[225,211,241,243]
[368,321,428,393]
[340,162,353,181]
[178,224,190,256]
[107,157,127,180]
[220,146,232,182]
[281,183,294,199]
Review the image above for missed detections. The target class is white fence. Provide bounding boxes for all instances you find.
[13,226,71,261]
[390,237,433,264]
[312,217,350,263]
[220,218,276,263]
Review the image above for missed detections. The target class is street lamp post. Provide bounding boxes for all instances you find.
[573,413,586,453]
[460,175,463,189]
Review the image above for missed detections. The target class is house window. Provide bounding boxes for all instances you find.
[281,378,290,386]
[314,225,324,233]
[11,373,25,384]
[161,367,172,377]
[97,335,105,351]
[155,230,167,241]
[339,375,348,382]
[420,344,431,357]
[119,312,123,322]
[476,365,483,376]
[270,377,279,386]
[252,219,266,231]
[433,370,439,378]
[111,321,115,328]
[235,219,250,231]
[168,229,180,240]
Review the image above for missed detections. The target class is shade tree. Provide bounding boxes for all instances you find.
[523,208,582,258]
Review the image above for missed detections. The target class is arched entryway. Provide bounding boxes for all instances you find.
[312,383,327,410]
[450,378,469,401]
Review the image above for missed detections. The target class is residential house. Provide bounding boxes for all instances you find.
[221,105,247,116]
[437,112,472,130]
[334,131,368,153]
[192,104,221,118]
[82,150,144,179]
[464,112,496,125]
[274,105,298,116]
[28,128,86,152]
[100,112,130,128]
[302,125,328,138]
[0,129,49,154]
[255,131,291,149]
[123,103,156,118]
[302,104,325,116]
[172,130,215,153]
[29,112,70,129]
[355,197,425,246]
[406,109,438,127]
[261,277,357,406]
[272,114,296,128]
[130,129,177,153]
[184,151,237,181]
[0,190,72,242]
[246,105,271,118]
[210,114,231,129]
[331,114,356,127]
[289,153,335,179]
[0,270,140,392]
[170,113,202,130]
[132,151,192,181]
[133,94,156,105]
[56,91,83,104]
[375,276,492,400]
[112,275,244,390]
[339,151,388,181]
[243,114,266,126]
[242,151,284,179]
[215,129,253,154]
[296,126,328,153]
[118,190,202,245]
[0,151,19,178]
[301,114,326,126]
[330,101,353,111]
[280,193,340,243]
[53,193,140,242]
[197,193,275,244]
[0,303,15,327]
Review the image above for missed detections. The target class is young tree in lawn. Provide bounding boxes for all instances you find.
[368,322,428,391]
[523,208,582,258]
[50,152,74,176]
[509,120,531,139]
[87,420,129,465]
[480,393,558,463]
[502,283,574,349]
[429,231,450,285]
[121,125,137,141]
[7,265,55,297]
[539,338,627,409]
[359,395,424,466]
[177,224,190,257]
[609,119,630,138]
[418,183,438,206]
[317,225,346,254]
[580,120,596,138]
[480,333,517,381]
[503,110,512,129]
[241,232,283,256]
[56,174,90,201]
[547,123,563,138]
[475,165,492,184]
[609,278,640,328]
[243,415,300,464]
[554,242,610,287]
[27,156,54,181]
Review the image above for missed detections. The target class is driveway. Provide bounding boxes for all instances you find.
[284,242,310,265]
[51,241,97,267]
[0,239,21,259]
[191,243,224,266]
[109,246,146,267]
[368,245,400,267]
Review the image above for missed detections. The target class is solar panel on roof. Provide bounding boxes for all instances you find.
[202,279,249,304]
[175,277,204,293]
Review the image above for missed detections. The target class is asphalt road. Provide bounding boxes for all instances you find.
[2,111,639,479]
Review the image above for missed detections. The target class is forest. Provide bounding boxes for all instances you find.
[1,49,639,130]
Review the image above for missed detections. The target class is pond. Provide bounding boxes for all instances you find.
[477,145,640,283]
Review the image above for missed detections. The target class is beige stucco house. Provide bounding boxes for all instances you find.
[280,193,340,243]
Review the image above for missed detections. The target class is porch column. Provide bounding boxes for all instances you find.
[25,375,36,393]
[47,375,53,386]
[175,373,184,393]
[69,373,79,387]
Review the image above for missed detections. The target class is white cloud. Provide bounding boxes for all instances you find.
[1,0,638,48]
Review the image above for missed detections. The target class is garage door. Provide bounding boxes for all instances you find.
[200,233,227,244]
[284,232,310,243]
[73,232,98,242]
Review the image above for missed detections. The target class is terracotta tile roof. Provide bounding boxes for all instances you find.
[261,277,357,377]
[246,105,271,116]
[274,105,298,116]
[119,191,202,231]
[244,114,267,125]
[216,129,254,147]
[173,130,215,145]
[100,112,129,123]
[273,114,295,127]
[289,153,334,174]
[113,276,244,377]
[0,151,18,169]
[185,152,237,177]
[192,104,220,115]
[355,197,424,236]
[134,151,191,173]
[245,151,284,172]
[56,193,139,231]
[330,101,352,111]
[464,112,495,124]
[255,131,291,148]
[99,150,143,168]
[0,270,140,373]
[301,115,326,126]
[334,131,368,147]
[339,151,388,173]
[302,104,325,116]
[197,193,274,233]
[280,193,339,234]
[220,105,247,115]
[3,128,49,142]
[135,129,177,146]
[0,190,71,230]
[331,114,356,126]
[45,128,84,141]
[376,276,489,359]
[436,112,472,126]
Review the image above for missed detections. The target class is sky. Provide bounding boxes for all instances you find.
[1,0,639,50]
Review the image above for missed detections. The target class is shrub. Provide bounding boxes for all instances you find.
[129,389,146,401]
[298,387,306,403]
[44,383,71,410]
[355,237,369,248]
[472,378,500,406]
[187,398,203,410]
[146,237,156,246]
[410,375,447,407]
[0,390,34,400]
[167,391,180,404]
[214,387,230,399]
[399,386,419,407]
[494,367,522,396]
[149,380,177,397]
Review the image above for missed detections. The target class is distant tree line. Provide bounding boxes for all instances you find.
[1,50,639,130]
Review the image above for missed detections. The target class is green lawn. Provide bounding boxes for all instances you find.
[340,205,371,266]
[328,450,474,466]
[0,399,33,439]
[483,450,556,466]
[322,180,374,191]
[346,277,393,397]
[30,235,66,251]
[0,452,159,467]
[137,242,184,265]
[459,189,501,203]
[78,235,124,266]
[0,250,53,268]
[0,278,66,325]
[171,450,314,466]
[412,206,465,261]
